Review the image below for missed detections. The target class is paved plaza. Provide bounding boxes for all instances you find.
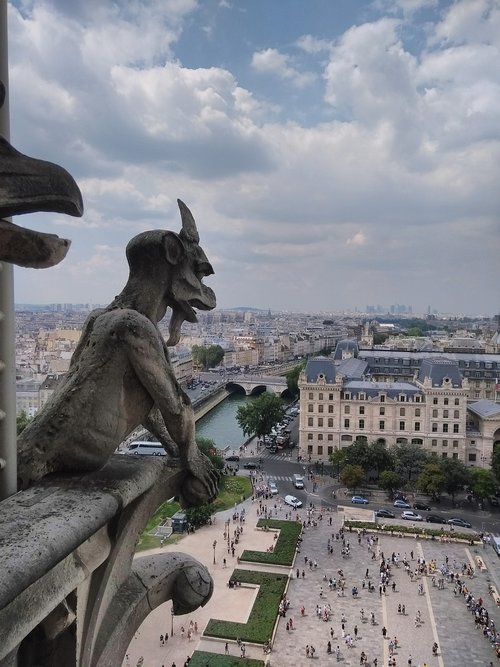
[125,495,500,667]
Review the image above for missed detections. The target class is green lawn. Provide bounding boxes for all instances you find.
[189,652,265,667]
[204,569,288,644]
[240,519,302,566]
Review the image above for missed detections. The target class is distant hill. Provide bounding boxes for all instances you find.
[223,306,266,312]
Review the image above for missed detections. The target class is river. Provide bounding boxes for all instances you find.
[195,392,251,452]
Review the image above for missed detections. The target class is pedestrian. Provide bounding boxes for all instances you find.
[402,604,406,615]
[224,642,229,655]
[302,570,305,579]
[194,622,198,634]
[330,626,334,638]
[382,626,387,638]
[297,568,300,578]
[165,632,169,643]
[398,604,401,614]
[354,624,358,639]
[408,656,412,666]
[160,634,164,646]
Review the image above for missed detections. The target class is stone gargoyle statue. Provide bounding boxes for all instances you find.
[0,79,83,268]
[17,199,220,506]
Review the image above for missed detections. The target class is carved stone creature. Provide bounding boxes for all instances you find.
[18,200,219,505]
[0,80,83,267]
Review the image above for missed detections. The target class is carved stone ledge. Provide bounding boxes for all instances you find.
[0,455,212,667]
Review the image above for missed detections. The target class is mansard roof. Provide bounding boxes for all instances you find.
[468,399,500,418]
[304,356,336,383]
[333,339,359,360]
[417,357,462,387]
[337,357,369,379]
[343,380,421,399]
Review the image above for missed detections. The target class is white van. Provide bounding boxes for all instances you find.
[126,441,166,456]
[293,474,304,489]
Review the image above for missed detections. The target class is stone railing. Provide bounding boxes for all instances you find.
[0,455,213,667]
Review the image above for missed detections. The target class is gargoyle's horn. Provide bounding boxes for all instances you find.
[177,199,199,244]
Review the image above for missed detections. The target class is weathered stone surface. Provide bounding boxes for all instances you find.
[17,200,219,508]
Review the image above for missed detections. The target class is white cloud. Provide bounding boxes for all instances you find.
[347,232,367,247]
[251,48,316,88]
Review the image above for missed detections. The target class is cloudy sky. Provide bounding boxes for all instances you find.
[6,0,500,315]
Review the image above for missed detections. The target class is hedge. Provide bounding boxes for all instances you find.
[240,519,302,566]
[204,569,288,644]
[189,652,265,667]
[344,520,480,543]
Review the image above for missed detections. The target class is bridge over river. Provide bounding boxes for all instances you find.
[225,374,289,397]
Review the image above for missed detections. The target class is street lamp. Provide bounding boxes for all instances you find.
[171,605,174,636]
[213,539,217,564]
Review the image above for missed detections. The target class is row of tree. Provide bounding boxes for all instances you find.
[333,439,499,501]
[191,344,225,370]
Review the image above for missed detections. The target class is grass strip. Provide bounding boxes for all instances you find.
[240,519,302,566]
[344,520,480,542]
[204,569,288,644]
[189,651,265,667]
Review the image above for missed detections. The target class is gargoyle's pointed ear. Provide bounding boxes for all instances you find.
[178,199,199,244]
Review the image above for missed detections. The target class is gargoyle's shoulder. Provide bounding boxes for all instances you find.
[93,308,159,338]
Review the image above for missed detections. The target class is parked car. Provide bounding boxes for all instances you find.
[402,511,423,521]
[284,494,303,508]
[243,462,258,470]
[426,514,447,524]
[413,502,432,511]
[376,509,395,518]
[490,497,499,507]
[268,481,278,496]
[225,454,240,462]
[394,499,411,509]
[351,495,369,505]
[448,517,472,528]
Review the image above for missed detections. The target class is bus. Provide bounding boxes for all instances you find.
[491,535,500,557]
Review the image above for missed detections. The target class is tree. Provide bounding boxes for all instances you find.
[16,410,32,435]
[191,344,224,370]
[236,393,285,439]
[329,447,348,477]
[394,443,429,483]
[285,363,305,397]
[492,443,500,485]
[440,458,471,501]
[340,464,365,493]
[378,470,402,496]
[373,333,389,345]
[196,436,224,471]
[406,326,423,337]
[185,503,214,528]
[470,468,497,500]
[416,463,446,498]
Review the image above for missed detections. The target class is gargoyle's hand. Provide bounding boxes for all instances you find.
[179,448,221,508]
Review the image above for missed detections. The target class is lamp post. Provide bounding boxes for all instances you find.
[171,605,174,636]
[213,539,217,565]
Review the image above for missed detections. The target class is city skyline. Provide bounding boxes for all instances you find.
[6,0,500,314]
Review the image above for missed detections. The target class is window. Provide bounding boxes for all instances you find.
[345,406,350,414]
[359,406,365,415]
[318,418,323,427]
[309,392,313,399]
[307,433,313,441]
[318,434,323,441]
[443,424,449,433]
[344,419,350,428]
[319,393,323,400]
[359,419,365,429]
[442,440,448,447]
[432,439,437,446]
[308,404,313,412]
[443,409,448,418]
[400,407,406,416]
[341,435,352,442]
[414,422,420,431]
[380,407,385,415]
[329,394,333,400]
[359,393,366,401]
[328,446,333,455]
[432,423,438,432]
[399,395,406,402]
[328,405,334,413]
[399,421,405,430]
[328,418,333,427]
[468,453,476,462]
[318,405,324,413]
[328,434,333,442]
[444,398,449,405]
[453,441,459,448]
[441,452,448,458]
[452,453,458,459]
[415,396,421,403]
[308,444,313,453]
[454,398,459,406]
[432,409,438,418]
[433,397,438,405]
[453,424,459,433]
[415,408,421,417]
[344,393,351,400]
[380,395,385,403]
[317,445,323,455]
[454,410,459,419]
[308,417,313,426]
[379,420,385,430]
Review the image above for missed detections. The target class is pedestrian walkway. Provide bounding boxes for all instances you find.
[124,495,500,667]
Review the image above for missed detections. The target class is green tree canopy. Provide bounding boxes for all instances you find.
[470,468,497,500]
[440,458,471,500]
[373,332,389,345]
[492,443,500,485]
[340,464,365,493]
[236,393,285,439]
[394,443,430,483]
[378,470,402,496]
[196,436,224,470]
[416,462,446,498]
[16,409,32,435]
[285,363,305,397]
[191,344,225,370]
[329,447,348,476]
